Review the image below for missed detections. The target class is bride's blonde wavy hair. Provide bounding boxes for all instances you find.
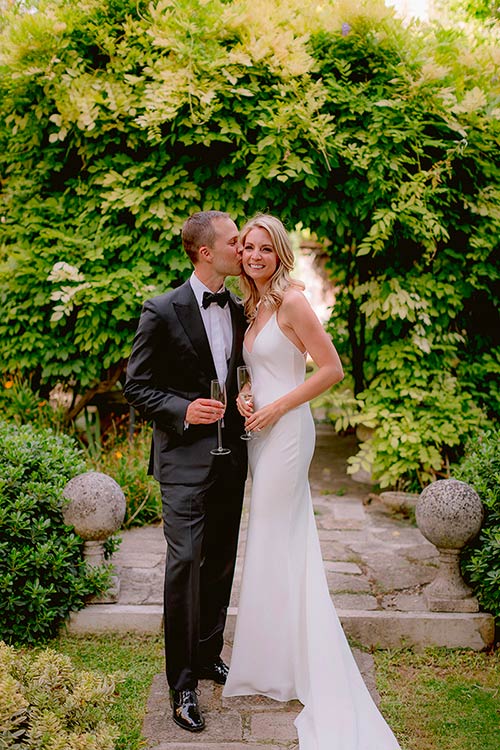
[239,214,305,320]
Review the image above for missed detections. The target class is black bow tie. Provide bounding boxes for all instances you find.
[202,289,230,309]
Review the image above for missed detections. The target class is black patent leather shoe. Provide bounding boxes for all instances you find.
[169,689,205,732]
[198,656,229,685]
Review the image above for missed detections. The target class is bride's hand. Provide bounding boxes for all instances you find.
[245,401,285,432]
[237,392,254,418]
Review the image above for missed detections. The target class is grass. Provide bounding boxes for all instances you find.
[374,647,500,750]
[44,635,500,750]
[319,486,348,496]
[50,632,164,750]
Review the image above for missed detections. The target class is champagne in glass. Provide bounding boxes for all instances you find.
[210,379,231,456]
[237,366,254,441]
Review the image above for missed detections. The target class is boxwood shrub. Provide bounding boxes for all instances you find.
[0,421,111,646]
[456,428,500,621]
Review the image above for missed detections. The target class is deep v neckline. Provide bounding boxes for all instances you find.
[243,312,276,355]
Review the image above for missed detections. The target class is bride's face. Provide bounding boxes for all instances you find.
[242,227,278,285]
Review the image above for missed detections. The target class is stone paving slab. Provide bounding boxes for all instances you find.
[326,571,372,593]
[334,594,380,611]
[143,674,299,749]
[324,561,362,575]
[381,591,430,612]
[71,601,494,654]
[68,603,163,633]
[150,744,289,750]
[339,610,495,651]
[142,648,378,750]
[250,712,301,741]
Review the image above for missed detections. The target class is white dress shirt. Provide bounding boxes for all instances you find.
[190,272,233,385]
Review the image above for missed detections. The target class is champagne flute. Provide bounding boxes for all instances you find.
[210,379,231,456]
[237,366,254,441]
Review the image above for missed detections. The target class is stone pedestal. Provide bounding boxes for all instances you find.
[82,538,106,567]
[424,548,478,612]
[63,471,126,603]
[416,479,483,613]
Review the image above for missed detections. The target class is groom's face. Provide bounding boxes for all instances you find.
[210,217,242,278]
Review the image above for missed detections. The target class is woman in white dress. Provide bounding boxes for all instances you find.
[223,214,401,750]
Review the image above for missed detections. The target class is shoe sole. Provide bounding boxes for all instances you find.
[172,715,205,732]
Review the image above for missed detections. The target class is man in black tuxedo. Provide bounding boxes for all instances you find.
[124,211,247,732]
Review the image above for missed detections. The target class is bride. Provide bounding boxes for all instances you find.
[223,214,401,750]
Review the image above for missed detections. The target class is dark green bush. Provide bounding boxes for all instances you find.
[0,640,117,749]
[455,428,500,620]
[0,421,111,646]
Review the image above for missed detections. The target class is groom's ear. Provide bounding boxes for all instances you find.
[199,245,213,262]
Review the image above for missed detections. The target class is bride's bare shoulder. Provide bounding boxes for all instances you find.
[281,287,310,313]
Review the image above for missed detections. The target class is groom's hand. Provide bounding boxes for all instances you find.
[185,398,225,425]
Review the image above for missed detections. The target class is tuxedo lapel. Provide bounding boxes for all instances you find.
[172,282,217,380]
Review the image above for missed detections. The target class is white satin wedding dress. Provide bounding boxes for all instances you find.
[223,312,401,750]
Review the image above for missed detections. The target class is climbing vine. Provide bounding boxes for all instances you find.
[1,0,498,485]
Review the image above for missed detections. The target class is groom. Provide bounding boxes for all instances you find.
[124,211,247,732]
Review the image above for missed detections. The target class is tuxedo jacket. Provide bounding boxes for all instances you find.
[124,280,247,485]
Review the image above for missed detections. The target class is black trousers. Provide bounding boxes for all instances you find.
[160,460,245,690]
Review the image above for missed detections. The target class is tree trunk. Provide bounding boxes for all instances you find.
[347,293,366,396]
[64,360,127,424]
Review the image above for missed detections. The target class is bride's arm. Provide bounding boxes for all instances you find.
[244,290,343,432]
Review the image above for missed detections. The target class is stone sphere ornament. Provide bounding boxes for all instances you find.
[62,471,126,603]
[416,479,484,613]
[63,470,126,541]
[416,478,483,549]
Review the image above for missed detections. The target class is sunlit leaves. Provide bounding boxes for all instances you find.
[0,0,498,461]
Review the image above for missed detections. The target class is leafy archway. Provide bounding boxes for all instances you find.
[1,0,498,486]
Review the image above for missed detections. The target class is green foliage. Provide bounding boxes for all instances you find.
[0,374,154,527]
[0,0,498,486]
[455,428,500,620]
[1,373,159,528]
[53,633,164,750]
[0,0,338,406]
[88,425,162,528]
[0,640,117,749]
[318,18,500,402]
[314,7,499,486]
[0,421,111,646]
[0,375,65,430]
[316,353,488,490]
[436,0,500,22]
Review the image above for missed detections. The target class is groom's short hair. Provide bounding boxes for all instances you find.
[182,210,230,264]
